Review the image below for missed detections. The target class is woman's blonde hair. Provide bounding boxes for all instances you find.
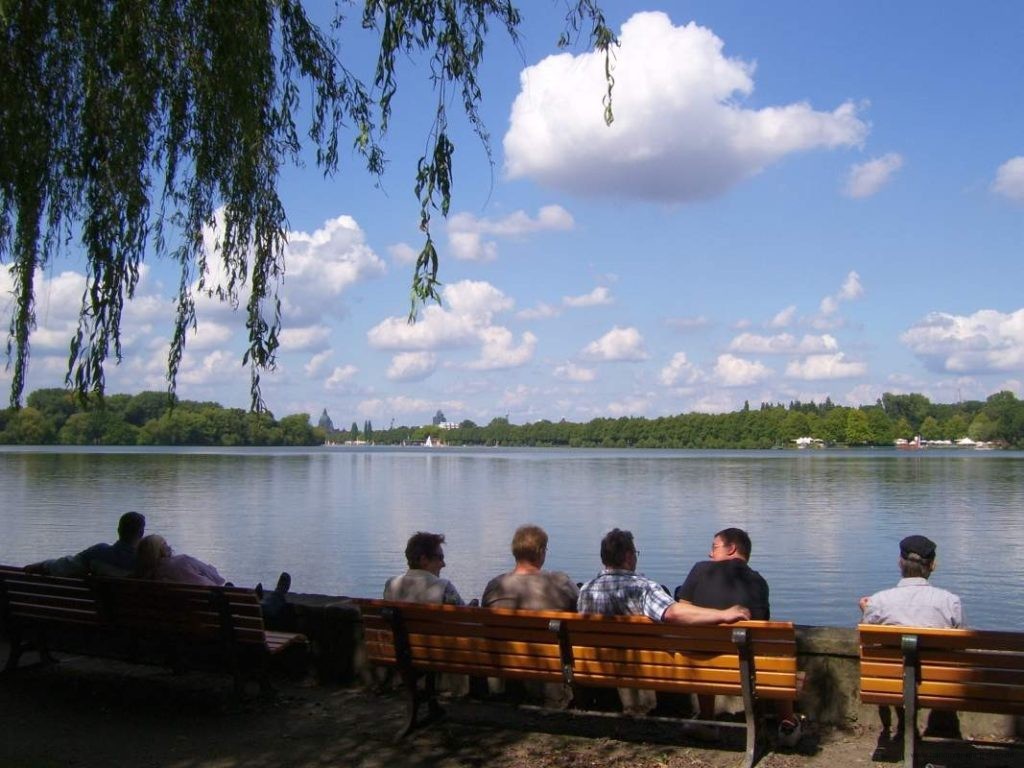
[135,534,170,578]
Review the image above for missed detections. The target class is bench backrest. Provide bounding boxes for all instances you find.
[0,565,269,649]
[356,599,569,683]
[557,614,798,699]
[95,578,270,647]
[859,624,1024,715]
[0,566,103,630]
[355,598,798,700]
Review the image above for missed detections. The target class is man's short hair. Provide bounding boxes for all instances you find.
[405,531,445,569]
[117,511,146,542]
[512,525,548,565]
[899,534,936,579]
[600,528,635,569]
[716,527,752,560]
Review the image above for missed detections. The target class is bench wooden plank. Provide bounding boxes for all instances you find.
[1,565,307,693]
[353,597,797,768]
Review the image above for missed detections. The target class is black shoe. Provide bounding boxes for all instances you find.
[274,571,291,596]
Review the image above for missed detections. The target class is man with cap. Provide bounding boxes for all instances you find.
[859,534,963,627]
[859,534,963,740]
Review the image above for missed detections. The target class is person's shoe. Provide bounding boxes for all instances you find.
[777,714,803,748]
[255,582,265,599]
[274,571,291,596]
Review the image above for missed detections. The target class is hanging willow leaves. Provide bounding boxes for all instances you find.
[0,0,615,410]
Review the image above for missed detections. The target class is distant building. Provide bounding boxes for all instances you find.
[431,409,446,426]
[438,421,459,431]
[318,409,334,432]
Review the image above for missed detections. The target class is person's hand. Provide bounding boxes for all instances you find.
[723,605,752,623]
[22,563,46,575]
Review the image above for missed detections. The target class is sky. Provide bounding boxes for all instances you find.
[4,1,1024,427]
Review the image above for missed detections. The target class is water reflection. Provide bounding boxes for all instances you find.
[2,446,1022,629]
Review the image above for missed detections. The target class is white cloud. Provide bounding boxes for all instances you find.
[504,11,867,202]
[325,365,358,389]
[279,324,330,352]
[844,383,881,406]
[606,396,652,417]
[581,326,649,362]
[367,280,511,350]
[843,153,903,198]
[356,396,464,422]
[388,242,419,265]
[517,302,561,320]
[992,157,1024,203]
[446,205,574,261]
[665,315,711,331]
[729,332,838,355]
[659,352,703,386]
[563,286,613,308]
[816,270,864,323]
[177,349,238,387]
[554,362,596,382]
[304,350,332,378]
[785,353,867,380]
[386,352,437,382]
[467,328,537,370]
[902,308,1024,373]
[713,353,771,387]
[769,305,797,328]
[689,392,739,414]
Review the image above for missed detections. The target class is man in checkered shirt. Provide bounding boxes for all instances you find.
[578,528,750,624]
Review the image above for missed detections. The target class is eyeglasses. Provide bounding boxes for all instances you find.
[633,548,641,558]
[432,552,445,563]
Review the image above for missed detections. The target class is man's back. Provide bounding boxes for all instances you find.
[483,571,578,611]
[578,569,674,621]
[384,568,464,605]
[862,577,963,627]
[675,559,770,620]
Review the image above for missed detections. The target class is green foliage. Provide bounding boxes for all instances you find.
[1,387,317,445]
[1,1,616,409]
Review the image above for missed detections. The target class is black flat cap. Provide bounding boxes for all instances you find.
[900,535,936,561]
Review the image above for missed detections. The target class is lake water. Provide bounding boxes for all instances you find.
[2,446,1022,629]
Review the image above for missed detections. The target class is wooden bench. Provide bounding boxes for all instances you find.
[355,598,798,768]
[0,565,307,694]
[859,624,1024,768]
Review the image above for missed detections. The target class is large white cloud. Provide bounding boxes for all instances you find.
[992,157,1024,203]
[659,352,703,386]
[368,280,535,371]
[902,309,1024,373]
[713,354,771,387]
[386,352,437,382]
[581,326,649,362]
[785,353,867,380]
[844,153,904,198]
[729,333,839,355]
[504,11,867,202]
[446,205,574,261]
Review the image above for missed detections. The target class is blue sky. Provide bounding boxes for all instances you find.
[4,2,1024,426]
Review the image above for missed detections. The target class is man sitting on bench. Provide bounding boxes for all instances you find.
[385,531,464,605]
[24,511,145,578]
[859,534,964,740]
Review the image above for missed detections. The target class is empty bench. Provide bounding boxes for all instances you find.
[355,599,798,768]
[859,624,1024,768]
[0,565,306,694]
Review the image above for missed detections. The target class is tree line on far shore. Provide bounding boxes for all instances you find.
[0,389,322,446]
[4,388,1023,449]
[331,391,1024,449]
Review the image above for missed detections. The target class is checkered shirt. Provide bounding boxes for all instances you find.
[577,568,675,621]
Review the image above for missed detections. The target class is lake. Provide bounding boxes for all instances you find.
[2,445,1022,629]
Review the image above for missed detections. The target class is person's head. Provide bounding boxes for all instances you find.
[117,511,146,544]
[134,534,171,578]
[511,525,548,567]
[898,534,937,579]
[711,527,751,562]
[600,528,637,570]
[405,531,447,576]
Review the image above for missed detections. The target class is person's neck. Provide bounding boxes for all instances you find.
[512,561,541,575]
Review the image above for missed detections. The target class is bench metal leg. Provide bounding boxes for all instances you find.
[902,635,919,768]
[733,627,760,768]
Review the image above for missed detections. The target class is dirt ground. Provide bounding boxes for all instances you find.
[0,652,1020,768]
